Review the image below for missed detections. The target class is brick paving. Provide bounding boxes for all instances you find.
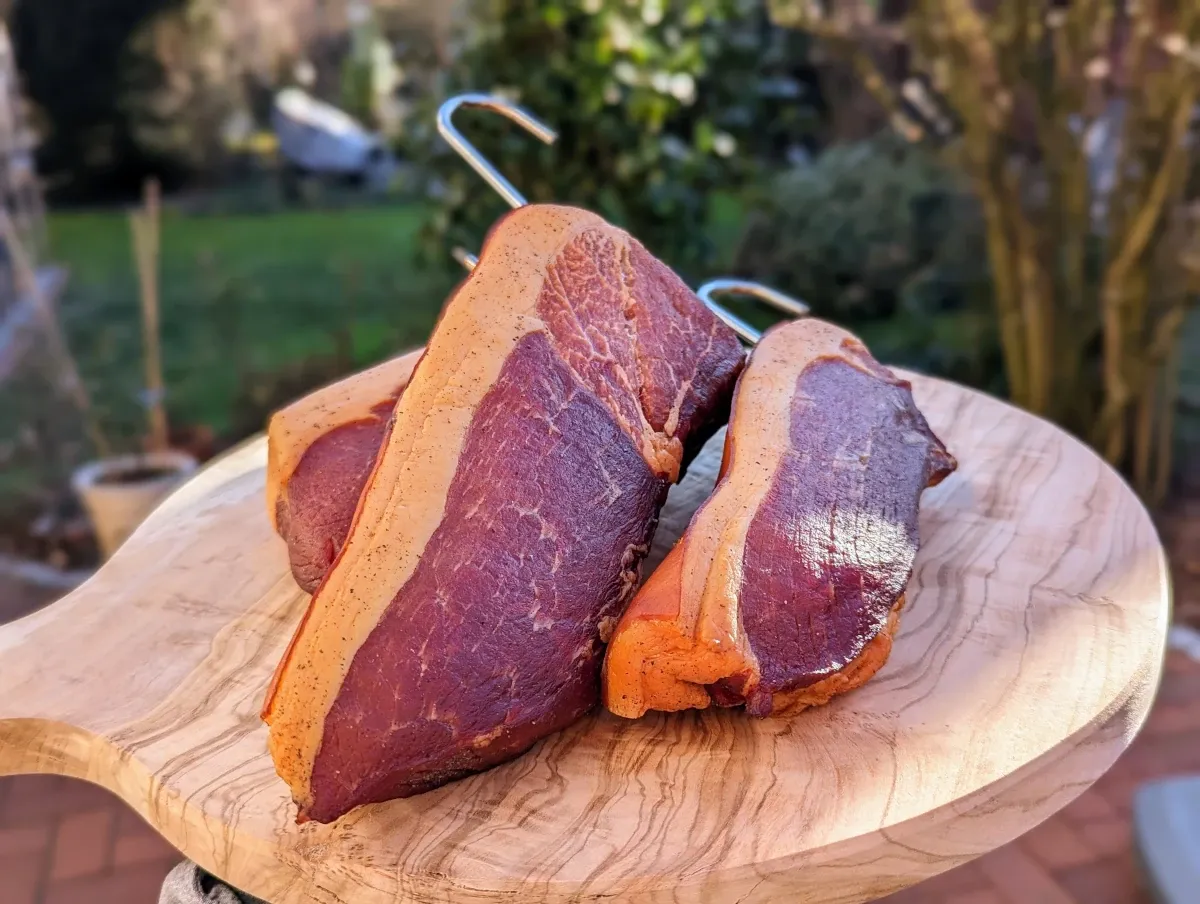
[0,776,178,904]
[0,649,1193,903]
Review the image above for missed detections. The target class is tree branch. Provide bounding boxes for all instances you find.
[768,0,916,135]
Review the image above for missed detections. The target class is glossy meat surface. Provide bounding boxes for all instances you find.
[603,319,955,719]
[267,228,741,595]
[309,332,665,814]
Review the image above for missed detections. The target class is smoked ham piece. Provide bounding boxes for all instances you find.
[266,350,422,592]
[603,319,956,719]
[262,204,745,823]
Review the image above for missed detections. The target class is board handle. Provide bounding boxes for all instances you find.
[1,435,273,777]
[0,575,123,777]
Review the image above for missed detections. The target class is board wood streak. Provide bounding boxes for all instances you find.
[266,348,424,591]
[262,204,744,823]
[604,319,956,719]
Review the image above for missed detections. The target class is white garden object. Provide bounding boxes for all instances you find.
[272,87,396,190]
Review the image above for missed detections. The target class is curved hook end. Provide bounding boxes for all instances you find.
[436,94,558,209]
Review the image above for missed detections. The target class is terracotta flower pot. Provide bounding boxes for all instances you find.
[71,451,198,559]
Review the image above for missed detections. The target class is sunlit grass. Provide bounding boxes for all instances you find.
[47,204,454,440]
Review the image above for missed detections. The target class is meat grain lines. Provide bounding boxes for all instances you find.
[605,320,956,719]
[263,205,747,823]
[0,372,1168,904]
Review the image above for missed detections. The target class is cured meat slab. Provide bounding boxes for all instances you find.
[263,204,745,823]
[0,373,1168,902]
[605,320,955,719]
[267,349,422,592]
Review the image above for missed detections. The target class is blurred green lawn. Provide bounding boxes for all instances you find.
[43,193,747,443]
[50,204,456,439]
[1,205,457,511]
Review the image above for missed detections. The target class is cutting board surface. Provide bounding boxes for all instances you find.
[0,373,1169,904]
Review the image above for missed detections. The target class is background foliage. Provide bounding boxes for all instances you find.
[733,133,1001,388]
[4,0,1198,522]
[0,207,454,518]
[736,134,985,322]
[408,0,821,276]
[10,0,358,200]
[771,0,1200,500]
[120,0,250,180]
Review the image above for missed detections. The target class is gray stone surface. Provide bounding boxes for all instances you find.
[1133,775,1200,904]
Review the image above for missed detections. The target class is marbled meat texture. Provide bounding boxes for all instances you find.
[266,350,423,592]
[603,319,956,720]
[262,204,745,823]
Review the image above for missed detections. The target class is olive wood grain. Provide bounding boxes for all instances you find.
[0,373,1170,904]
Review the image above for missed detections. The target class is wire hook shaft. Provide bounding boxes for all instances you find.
[436,94,558,210]
[695,279,810,345]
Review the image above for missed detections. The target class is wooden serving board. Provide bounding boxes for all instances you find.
[0,373,1169,904]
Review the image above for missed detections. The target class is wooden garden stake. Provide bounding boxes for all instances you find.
[131,178,169,454]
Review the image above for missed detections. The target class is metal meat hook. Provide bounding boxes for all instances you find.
[696,279,810,345]
[438,93,558,271]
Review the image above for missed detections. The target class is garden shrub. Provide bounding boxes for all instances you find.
[770,1,1200,501]
[734,133,1001,388]
[407,0,821,278]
